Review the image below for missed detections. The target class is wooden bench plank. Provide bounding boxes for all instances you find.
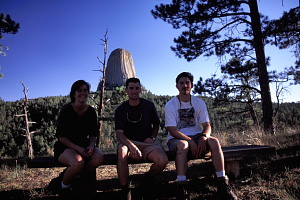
[0,145,275,180]
[23,145,275,169]
[222,145,275,157]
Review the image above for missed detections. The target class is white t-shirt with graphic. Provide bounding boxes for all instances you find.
[165,96,210,140]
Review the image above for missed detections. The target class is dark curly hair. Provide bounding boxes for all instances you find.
[69,80,90,103]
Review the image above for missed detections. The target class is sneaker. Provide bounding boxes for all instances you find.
[177,181,190,200]
[216,176,238,200]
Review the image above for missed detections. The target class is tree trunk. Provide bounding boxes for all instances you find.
[247,101,260,129]
[98,74,106,146]
[249,0,274,134]
[97,31,109,147]
[17,81,35,159]
[24,105,34,159]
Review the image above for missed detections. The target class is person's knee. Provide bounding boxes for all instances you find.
[70,159,85,171]
[150,152,168,170]
[160,154,169,167]
[208,137,221,149]
[92,150,104,166]
[176,140,189,152]
[117,144,129,160]
[156,152,169,167]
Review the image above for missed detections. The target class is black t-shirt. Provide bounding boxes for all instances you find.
[114,98,160,142]
[55,103,98,150]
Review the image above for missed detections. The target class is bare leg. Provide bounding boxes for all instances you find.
[83,147,104,171]
[117,144,130,186]
[175,140,189,176]
[58,148,85,185]
[146,148,168,176]
[207,137,225,172]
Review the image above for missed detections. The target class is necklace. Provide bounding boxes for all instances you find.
[127,112,143,123]
[177,95,193,108]
[126,101,142,123]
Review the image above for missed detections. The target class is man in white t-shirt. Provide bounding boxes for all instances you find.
[165,72,237,200]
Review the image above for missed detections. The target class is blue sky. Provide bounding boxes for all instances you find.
[1,0,299,102]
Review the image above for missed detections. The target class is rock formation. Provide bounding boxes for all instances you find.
[102,48,137,90]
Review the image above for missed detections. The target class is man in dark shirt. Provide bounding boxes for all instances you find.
[115,78,168,200]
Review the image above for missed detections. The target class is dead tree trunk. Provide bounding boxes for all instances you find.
[15,81,36,159]
[95,30,109,147]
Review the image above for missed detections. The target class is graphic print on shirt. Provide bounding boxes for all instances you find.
[177,107,195,129]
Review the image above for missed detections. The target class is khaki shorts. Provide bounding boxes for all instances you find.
[118,140,164,160]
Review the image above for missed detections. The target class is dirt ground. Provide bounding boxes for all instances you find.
[0,144,299,200]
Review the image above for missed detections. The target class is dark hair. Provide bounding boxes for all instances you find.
[176,72,194,83]
[69,80,90,103]
[125,77,140,88]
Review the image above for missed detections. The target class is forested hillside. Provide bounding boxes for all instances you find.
[0,87,299,159]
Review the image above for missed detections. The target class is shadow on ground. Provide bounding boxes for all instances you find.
[0,164,217,200]
[1,145,299,200]
[0,175,218,200]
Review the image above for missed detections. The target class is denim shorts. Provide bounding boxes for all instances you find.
[167,133,207,159]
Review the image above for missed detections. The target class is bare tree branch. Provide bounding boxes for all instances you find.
[95,29,109,147]
[15,81,36,159]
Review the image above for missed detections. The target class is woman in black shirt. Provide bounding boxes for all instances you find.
[54,80,104,191]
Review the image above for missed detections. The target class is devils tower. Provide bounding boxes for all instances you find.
[104,48,137,89]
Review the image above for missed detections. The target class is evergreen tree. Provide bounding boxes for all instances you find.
[151,0,299,133]
[0,89,299,159]
[0,12,20,78]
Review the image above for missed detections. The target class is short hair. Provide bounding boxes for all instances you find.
[69,80,90,103]
[125,77,140,88]
[176,72,194,83]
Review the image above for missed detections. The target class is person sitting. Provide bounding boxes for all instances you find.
[165,72,237,200]
[114,77,168,200]
[54,80,104,197]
